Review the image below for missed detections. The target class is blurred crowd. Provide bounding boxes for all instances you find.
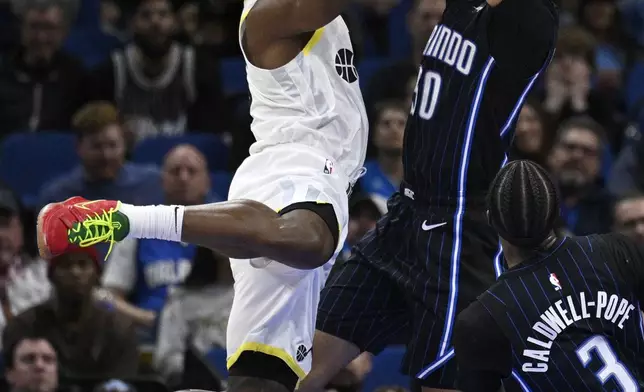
[0,0,642,391]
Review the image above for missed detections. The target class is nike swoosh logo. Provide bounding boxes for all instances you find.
[174,206,179,233]
[421,221,446,231]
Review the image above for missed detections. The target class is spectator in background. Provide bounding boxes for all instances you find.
[338,192,382,265]
[364,0,445,113]
[578,0,632,91]
[547,116,613,235]
[613,193,644,243]
[153,247,233,387]
[38,102,163,208]
[5,334,59,392]
[542,26,619,145]
[3,246,139,378]
[608,124,644,197]
[99,144,212,329]
[89,0,226,141]
[0,187,51,346]
[0,0,86,137]
[511,98,553,166]
[361,100,406,214]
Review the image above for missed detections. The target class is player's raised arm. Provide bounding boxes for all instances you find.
[244,0,349,49]
[486,0,558,78]
[453,301,511,392]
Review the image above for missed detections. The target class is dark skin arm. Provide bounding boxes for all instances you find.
[243,0,351,69]
[181,200,335,270]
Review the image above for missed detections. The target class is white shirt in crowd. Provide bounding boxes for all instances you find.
[153,284,234,379]
[0,258,51,347]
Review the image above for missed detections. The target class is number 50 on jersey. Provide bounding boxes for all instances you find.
[410,24,478,121]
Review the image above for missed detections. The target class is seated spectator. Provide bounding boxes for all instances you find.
[99,145,213,329]
[363,0,445,113]
[153,247,233,387]
[5,334,58,392]
[0,187,51,345]
[613,193,644,243]
[361,100,406,214]
[578,0,633,92]
[89,0,226,140]
[38,102,163,208]
[511,98,553,166]
[0,0,86,137]
[338,192,382,263]
[547,116,613,235]
[541,26,620,144]
[3,246,139,378]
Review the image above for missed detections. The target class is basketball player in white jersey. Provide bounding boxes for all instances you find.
[35,1,368,392]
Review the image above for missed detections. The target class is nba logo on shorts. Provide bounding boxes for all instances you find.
[549,273,562,291]
[324,159,334,174]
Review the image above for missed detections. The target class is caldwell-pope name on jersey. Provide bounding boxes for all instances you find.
[522,291,636,373]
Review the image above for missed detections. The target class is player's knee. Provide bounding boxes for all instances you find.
[273,202,339,269]
[228,352,300,392]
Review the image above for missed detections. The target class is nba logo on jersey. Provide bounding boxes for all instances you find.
[549,273,562,291]
[324,159,334,174]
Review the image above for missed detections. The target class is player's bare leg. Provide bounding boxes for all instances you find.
[297,331,361,392]
[37,198,336,270]
[298,331,456,392]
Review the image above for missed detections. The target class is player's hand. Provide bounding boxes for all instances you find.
[568,59,591,111]
[544,62,568,112]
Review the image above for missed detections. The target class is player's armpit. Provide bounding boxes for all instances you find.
[182,199,336,269]
[487,0,557,78]
[453,301,512,392]
[245,0,349,46]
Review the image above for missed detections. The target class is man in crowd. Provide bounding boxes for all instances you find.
[613,193,644,243]
[38,101,163,208]
[3,246,139,378]
[99,144,213,329]
[547,116,613,235]
[5,334,59,392]
[89,0,226,140]
[0,186,50,343]
[0,0,86,137]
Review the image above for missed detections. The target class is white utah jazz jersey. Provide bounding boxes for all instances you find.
[239,1,368,181]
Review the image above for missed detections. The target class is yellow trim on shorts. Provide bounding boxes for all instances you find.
[240,10,324,56]
[227,342,307,380]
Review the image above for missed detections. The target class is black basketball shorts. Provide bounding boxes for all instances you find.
[317,194,500,388]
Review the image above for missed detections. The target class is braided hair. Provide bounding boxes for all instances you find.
[487,160,560,249]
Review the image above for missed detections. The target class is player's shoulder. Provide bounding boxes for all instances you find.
[584,233,637,257]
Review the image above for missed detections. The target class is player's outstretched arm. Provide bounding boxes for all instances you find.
[486,0,558,78]
[453,302,511,392]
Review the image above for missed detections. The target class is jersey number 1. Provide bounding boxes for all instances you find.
[575,335,638,391]
[410,68,442,120]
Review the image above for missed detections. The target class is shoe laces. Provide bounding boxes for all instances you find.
[67,207,122,259]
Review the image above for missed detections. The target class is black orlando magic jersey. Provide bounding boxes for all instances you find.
[402,0,557,208]
[455,234,644,392]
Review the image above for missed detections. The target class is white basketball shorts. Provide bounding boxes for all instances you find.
[225,143,350,379]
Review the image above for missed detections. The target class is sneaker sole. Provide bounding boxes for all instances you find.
[36,203,54,260]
